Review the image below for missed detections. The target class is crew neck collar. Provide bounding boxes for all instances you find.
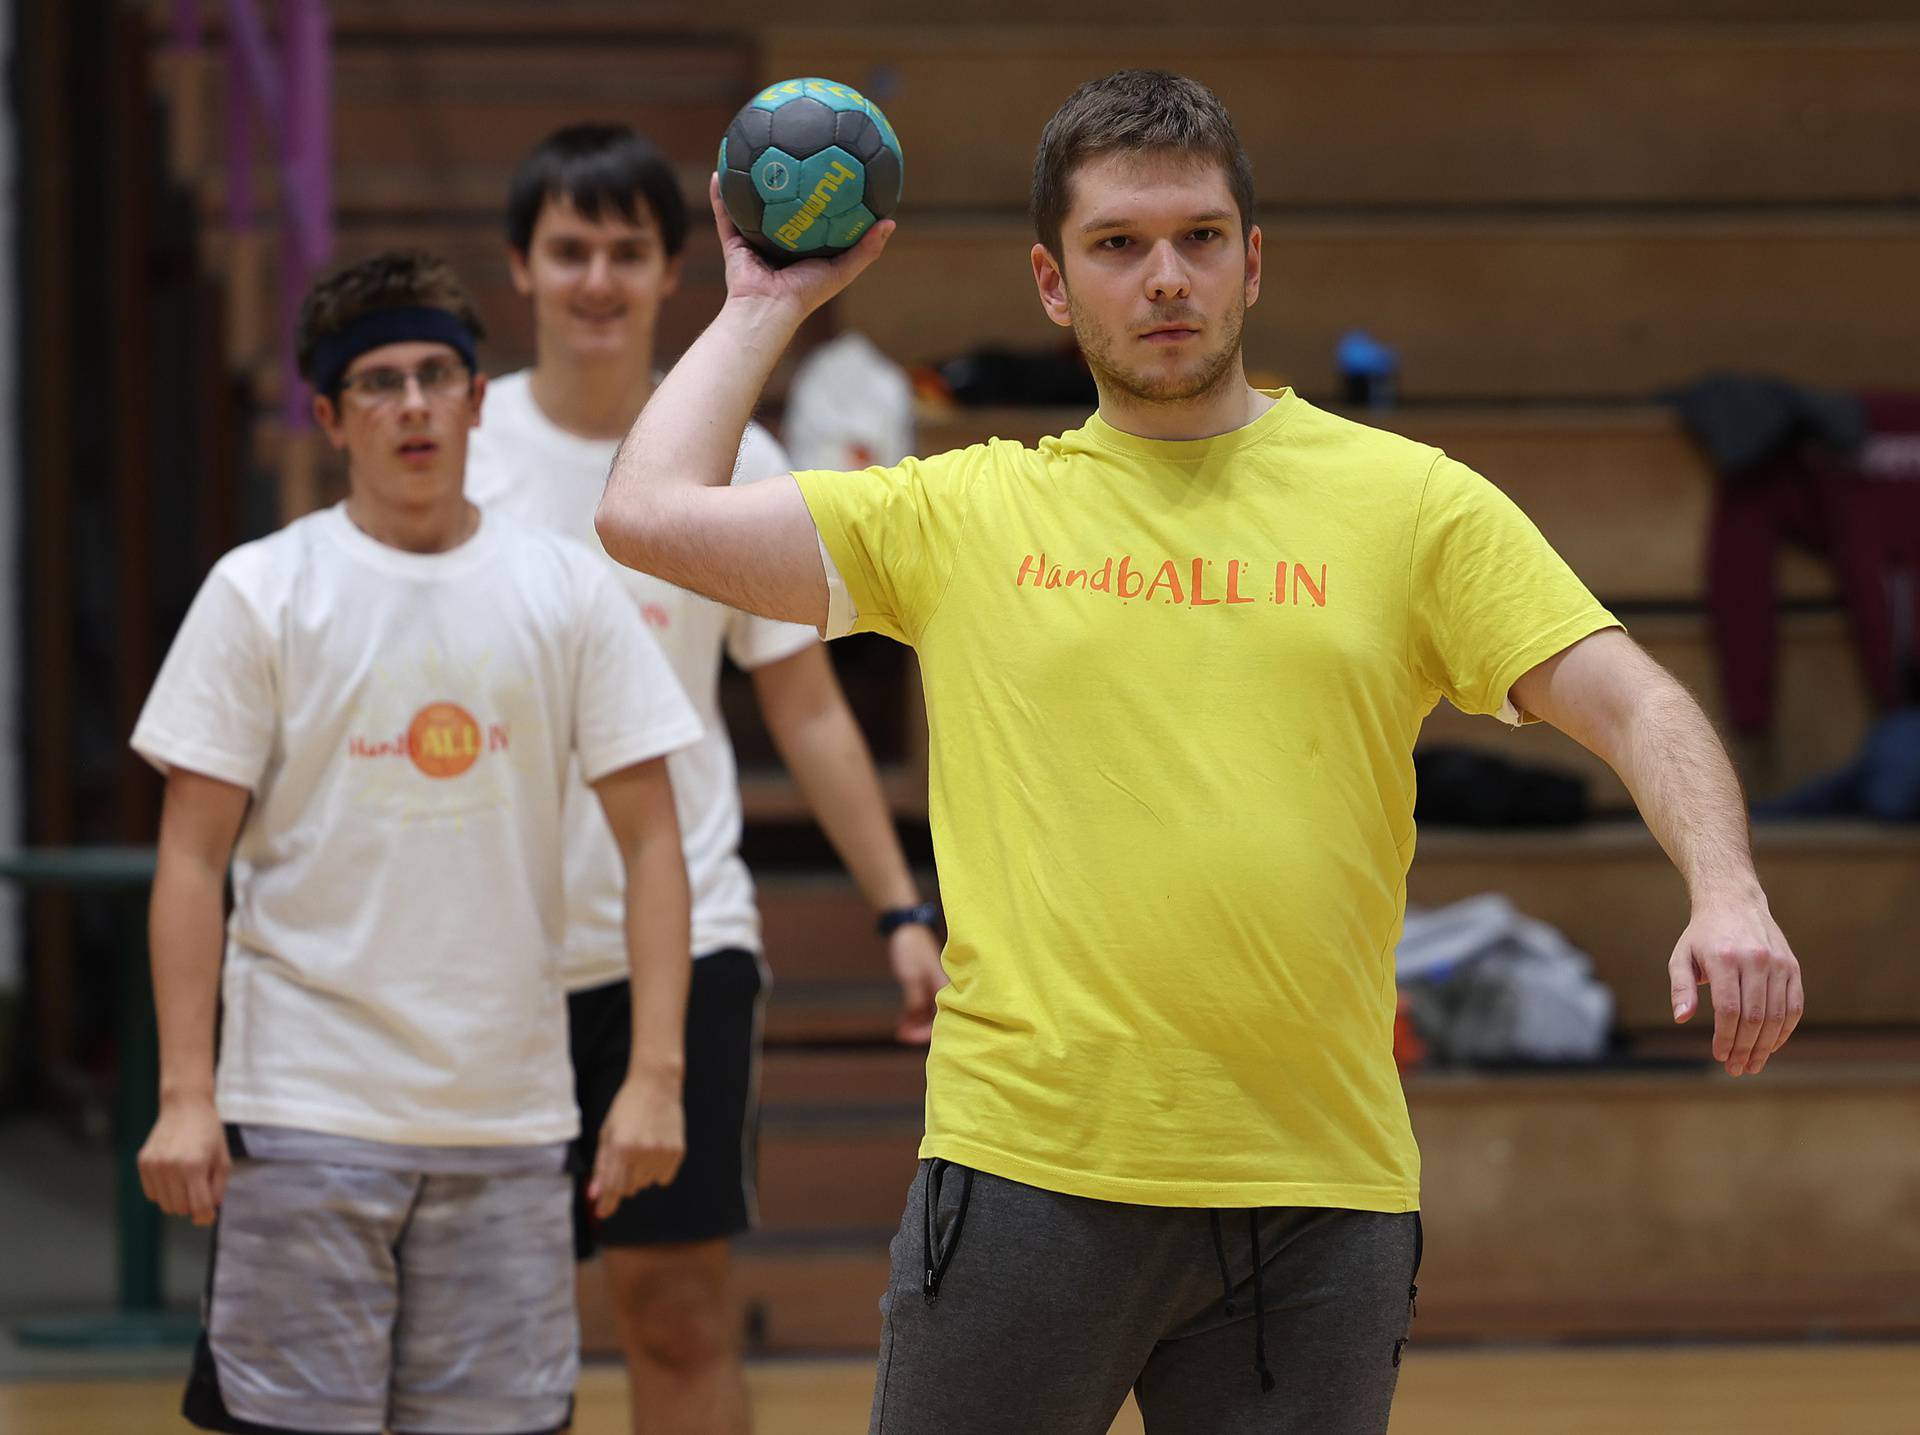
[1080,387,1301,462]
[319,500,499,579]
[499,367,667,461]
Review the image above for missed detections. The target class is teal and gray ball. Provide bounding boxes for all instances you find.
[717,77,903,265]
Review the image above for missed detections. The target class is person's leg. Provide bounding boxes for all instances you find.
[389,1165,578,1435]
[601,1239,748,1435]
[586,951,765,1435]
[184,1138,405,1434]
[866,1161,1169,1435]
[1132,1209,1420,1435]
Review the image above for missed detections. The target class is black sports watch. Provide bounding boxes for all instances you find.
[877,901,943,938]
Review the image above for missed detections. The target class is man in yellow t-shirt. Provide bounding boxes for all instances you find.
[597,68,1805,1435]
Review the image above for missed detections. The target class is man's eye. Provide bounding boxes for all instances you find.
[1190,228,1220,242]
[1098,235,1130,251]
[363,370,405,394]
[417,362,451,386]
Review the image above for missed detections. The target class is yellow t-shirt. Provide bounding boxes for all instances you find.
[794,390,1617,1210]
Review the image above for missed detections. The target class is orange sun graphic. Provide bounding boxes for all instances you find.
[407,702,482,779]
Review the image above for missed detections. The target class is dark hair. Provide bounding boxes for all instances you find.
[295,250,485,394]
[506,123,689,256]
[1030,70,1254,259]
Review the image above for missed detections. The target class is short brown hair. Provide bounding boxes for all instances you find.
[1030,70,1254,259]
[295,250,486,392]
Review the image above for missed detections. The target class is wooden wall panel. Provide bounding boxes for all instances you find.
[838,217,1920,398]
[306,2,1920,32]
[767,29,1920,208]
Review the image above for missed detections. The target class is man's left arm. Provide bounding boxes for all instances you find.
[1510,628,1804,1076]
[589,757,693,1215]
[751,644,948,1043]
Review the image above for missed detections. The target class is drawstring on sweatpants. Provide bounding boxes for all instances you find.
[1246,1210,1275,1393]
[922,1160,974,1305]
[1208,1210,1276,1395]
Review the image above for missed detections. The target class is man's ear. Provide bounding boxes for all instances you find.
[508,246,533,298]
[1244,223,1262,310]
[312,392,348,451]
[1031,243,1073,330]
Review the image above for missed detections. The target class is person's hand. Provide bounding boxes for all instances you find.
[1669,896,1804,1076]
[589,1072,685,1218]
[138,1094,229,1226]
[709,173,895,323]
[888,924,948,1045]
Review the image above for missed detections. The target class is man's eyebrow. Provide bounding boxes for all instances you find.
[1078,209,1235,234]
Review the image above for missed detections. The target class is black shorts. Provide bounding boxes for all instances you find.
[567,948,767,1258]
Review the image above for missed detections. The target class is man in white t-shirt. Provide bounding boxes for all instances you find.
[464,125,947,1434]
[133,251,704,1435]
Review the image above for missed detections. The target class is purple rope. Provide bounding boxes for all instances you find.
[220,0,333,429]
[171,0,202,51]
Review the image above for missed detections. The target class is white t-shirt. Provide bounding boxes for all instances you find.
[131,505,702,1146]
[467,370,817,988]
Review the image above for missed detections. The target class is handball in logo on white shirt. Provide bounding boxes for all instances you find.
[131,504,702,1147]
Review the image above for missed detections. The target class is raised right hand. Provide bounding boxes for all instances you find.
[709,173,895,320]
[138,1094,230,1226]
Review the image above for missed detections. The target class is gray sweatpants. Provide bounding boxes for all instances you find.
[869,1160,1421,1435]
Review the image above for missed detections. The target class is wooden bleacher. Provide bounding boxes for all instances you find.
[756,821,1920,1040]
[142,1,1920,1356]
[715,1038,1920,1351]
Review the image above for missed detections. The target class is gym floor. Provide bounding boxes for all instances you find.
[4,1116,1915,1432]
[4,1345,1918,1434]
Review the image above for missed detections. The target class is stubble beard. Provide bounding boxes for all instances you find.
[1068,289,1248,408]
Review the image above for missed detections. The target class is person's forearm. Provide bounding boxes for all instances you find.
[1609,673,1762,905]
[599,297,804,561]
[771,700,921,913]
[624,834,693,1082]
[149,854,227,1103]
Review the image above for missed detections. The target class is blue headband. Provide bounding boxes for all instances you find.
[310,306,479,397]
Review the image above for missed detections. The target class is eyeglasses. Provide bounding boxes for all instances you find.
[338,358,472,407]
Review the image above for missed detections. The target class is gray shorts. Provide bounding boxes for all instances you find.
[184,1126,577,1435]
[870,1160,1422,1435]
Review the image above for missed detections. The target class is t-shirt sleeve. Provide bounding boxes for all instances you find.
[789,446,983,646]
[1408,455,1621,724]
[723,423,821,668]
[572,562,704,783]
[130,558,278,790]
[724,604,818,671]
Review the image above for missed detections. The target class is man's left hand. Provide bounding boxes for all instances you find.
[1669,898,1804,1076]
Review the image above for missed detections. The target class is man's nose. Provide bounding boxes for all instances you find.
[397,375,431,417]
[1144,239,1191,301]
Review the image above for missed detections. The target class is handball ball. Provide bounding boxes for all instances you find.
[717,77,903,265]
